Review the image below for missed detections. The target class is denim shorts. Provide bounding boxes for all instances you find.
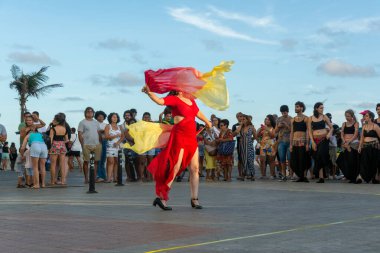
[278,141,290,163]
[155,148,162,156]
[25,167,34,176]
[16,165,25,177]
[143,149,155,156]
[123,148,137,159]
[30,142,48,159]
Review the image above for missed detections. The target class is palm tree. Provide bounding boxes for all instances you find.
[9,64,63,122]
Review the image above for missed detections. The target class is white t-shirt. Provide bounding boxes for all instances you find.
[212,126,220,136]
[70,133,82,152]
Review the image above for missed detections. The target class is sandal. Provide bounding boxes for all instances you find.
[31,186,40,189]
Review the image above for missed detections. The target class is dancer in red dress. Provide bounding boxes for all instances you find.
[142,86,211,211]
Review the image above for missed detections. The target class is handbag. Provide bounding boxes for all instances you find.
[205,144,217,156]
[217,140,236,156]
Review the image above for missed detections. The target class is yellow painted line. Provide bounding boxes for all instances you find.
[145,215,380,253]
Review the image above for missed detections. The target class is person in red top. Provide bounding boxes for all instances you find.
[142,85,211,211]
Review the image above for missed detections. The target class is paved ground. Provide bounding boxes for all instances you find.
[0,168,379,253]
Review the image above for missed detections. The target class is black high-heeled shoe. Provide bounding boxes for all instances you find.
[153,197,172,211]
[191,198,203,209]
[316,178,325,183]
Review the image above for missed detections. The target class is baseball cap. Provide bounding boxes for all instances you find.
[359,110,369,115]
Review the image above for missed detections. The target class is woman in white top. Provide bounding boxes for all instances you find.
[104,113,124,183]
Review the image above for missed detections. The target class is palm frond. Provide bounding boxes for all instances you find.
[10,64,22,80]
[29,83,63,99]
[25,66,50,92]
[9,81,23,93]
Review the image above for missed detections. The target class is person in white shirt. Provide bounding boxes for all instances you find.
[67,127,83,172]
[32,111,47,133]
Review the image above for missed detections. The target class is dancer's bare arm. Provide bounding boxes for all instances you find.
[196,111,211,128]
[142,85,164,105]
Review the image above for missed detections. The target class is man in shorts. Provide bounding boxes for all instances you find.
[78,107,101,184]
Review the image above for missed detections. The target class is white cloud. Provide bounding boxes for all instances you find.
[59,97,84,102]
[356,102,376,109]
[97,38,141,51]
[208,6,284,31]
[323,17,380,34]
[317,59,377,77]
[91,72,143,87]
[12,44,34,50]
[8,51,60,65]
[168,7,278,45]
[296,52,327,62]
[307,33,334,46]
[305,84,338,95]
[65,109,84,113]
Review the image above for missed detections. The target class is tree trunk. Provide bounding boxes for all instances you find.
[19,79,27,145]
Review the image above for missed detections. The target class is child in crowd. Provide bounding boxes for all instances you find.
[24,148,34,187]
[15,148,25,188]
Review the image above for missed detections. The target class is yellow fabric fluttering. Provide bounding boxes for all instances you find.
[193,60,234,111]
[123,121,173,154]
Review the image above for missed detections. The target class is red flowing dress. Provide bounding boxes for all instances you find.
[148,95,199,200]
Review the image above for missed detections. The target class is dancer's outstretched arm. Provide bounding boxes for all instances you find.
[142,85,164,105]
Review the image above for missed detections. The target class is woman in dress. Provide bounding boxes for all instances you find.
[308,102,333,183]
[9,142,18,171]
[257,115,276,179]
[104,113,123,183]
[216,119,234,181]
[234,115,256,181]
[357,110,380,184]
[338,109,360,183]
[142,86,211,211]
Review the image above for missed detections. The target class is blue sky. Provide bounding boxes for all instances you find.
[1,0,380,144]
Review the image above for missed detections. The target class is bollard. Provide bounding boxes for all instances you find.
[115,149,124,186]
[87,151,98,193]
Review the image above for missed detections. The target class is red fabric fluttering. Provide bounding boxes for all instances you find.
[145,67,206,95]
